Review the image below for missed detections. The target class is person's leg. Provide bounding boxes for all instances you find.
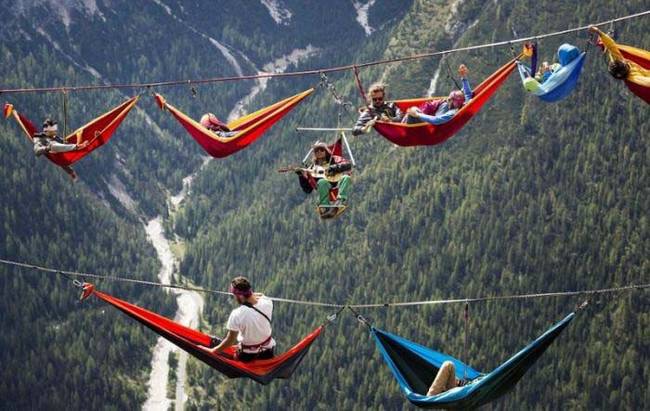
[317,178,331,206]
[427,361,458,396]
[336,175,351,202]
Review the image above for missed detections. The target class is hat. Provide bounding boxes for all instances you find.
[312,141,332,154]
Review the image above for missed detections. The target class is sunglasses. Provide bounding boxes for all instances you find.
[372,97,384,102]
[314,148,327,152]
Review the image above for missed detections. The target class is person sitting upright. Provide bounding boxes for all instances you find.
[403,64,473,125]
[209,276,275,361]
[297,141,352,219]
[352,83,403,135]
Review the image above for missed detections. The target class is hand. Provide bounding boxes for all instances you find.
[587,25,598,34]
[407,107,421,117]
[77,140,90,149]
[362,117,377,133]
[458,64,468,77]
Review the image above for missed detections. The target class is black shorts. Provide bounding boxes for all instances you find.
[237,348,275,362]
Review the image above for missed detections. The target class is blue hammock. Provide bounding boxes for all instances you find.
[517,44,586,102]
[371,312,574,409]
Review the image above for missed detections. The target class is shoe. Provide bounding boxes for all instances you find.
[319,206,337,219]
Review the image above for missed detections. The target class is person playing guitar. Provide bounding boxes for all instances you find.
[280,141,352,219]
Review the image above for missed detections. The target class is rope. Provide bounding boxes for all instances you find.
[0,258,648,309]
[1,10,647,95]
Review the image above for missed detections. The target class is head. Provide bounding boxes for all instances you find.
[367,82,387,107]
[608,60,630,80]
[312,141,331,161]
[447,90,465,109]
[229,276,253,304]
[42,118,58,137]
[200,113,227,131]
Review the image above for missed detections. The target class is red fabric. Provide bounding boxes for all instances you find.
[625,80,650,104]
[10,97,138,167]
[618,45,650,69]
[160,89,313,158]
[89,287,323,384]
[419,99,444,116]
[372,58,518,147]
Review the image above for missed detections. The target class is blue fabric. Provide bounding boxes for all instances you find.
[372,312,575,409]
[517,44,586,102]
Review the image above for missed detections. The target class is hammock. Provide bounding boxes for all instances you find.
[155,88,314,158]
[371,312,574,409]
[617,43,650,104]
[3,97,139,168]
[80,283,324,385]
[517,44,587,102]
[372,57,518,147]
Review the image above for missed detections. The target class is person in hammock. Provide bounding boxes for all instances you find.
[33,119,89,156]
[402,64,473,125]
[520,44,580,93]
[589,26,650,87]
[427,361,467,396]
[33,119,89,180]
[297,141,352,219]
[200,113,238,137]
[209,276,276,362]
[352,83,403,135]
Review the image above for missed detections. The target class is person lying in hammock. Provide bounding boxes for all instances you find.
[402,64,474,125]
[33,119,89,180]
[33,119,89,156]
[209,276,276,362]
[352,82,403,135]
[427,361,467,396]
[200,113,238,137]
[589,26,650,87]
[297,141,352,219]
[520,44,580,94]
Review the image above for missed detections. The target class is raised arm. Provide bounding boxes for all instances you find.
[590,26,624,62]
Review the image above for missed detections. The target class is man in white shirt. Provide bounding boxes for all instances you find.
[209,276,276,361]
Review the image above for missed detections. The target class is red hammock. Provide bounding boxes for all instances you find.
[3,97,139,168]
[81,283,324,384]
[618,44,650,104]
[372,58,518,147]
[155,88,314,158]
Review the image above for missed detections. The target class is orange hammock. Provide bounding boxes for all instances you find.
[3,96,139,168]
[155,88,314,158]
[80,283,327,385]
[617,44,650,104]
[373,58,518,147]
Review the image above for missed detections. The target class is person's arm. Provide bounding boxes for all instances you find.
[211,330,239,353]
[352,110,375,136]
[327,158,352,174]
[591,27,624,62]
[48,142,81,153]
[460,77,473,101]
[417,109,458,125]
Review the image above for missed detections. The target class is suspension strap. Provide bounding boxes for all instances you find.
[61,89,69,138]
[444,59,462,90]
[353,65,367,103]
[463,302,469,381]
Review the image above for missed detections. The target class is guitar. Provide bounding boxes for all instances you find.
[278,164,345,183]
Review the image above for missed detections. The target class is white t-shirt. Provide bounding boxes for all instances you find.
[226,296,276,353]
